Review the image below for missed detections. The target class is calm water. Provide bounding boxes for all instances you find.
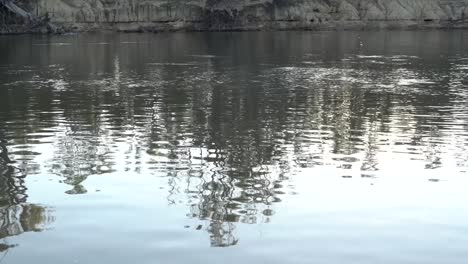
[0,31,467,263]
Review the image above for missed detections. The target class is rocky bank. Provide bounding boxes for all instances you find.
[9,0,468,32]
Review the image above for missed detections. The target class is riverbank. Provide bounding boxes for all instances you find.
[1,0,467,34]
[54,19,468,34]
[2,20,467,35]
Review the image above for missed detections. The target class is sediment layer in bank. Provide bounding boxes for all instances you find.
[1,0,468,33]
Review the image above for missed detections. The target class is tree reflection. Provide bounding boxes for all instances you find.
[0,132,54,250]
[1,31,468,246]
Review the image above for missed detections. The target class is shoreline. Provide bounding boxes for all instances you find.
[2,0,467,35]
[1,20,467,35]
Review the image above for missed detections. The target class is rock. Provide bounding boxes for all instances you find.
[16,0,468,32]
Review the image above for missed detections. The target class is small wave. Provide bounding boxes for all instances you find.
[33,43,72,46]
[188,54,220,58]
[397,78,435,86]
[147,62,202,66]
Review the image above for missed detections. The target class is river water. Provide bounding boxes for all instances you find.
[0,31,467,263]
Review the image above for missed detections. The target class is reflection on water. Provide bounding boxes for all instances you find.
[0,204,54,251]
[0,134,54,251]
[0,31,467,257]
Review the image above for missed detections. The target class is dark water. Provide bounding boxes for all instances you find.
[0,31,467,263]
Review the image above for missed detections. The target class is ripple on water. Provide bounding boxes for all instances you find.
[1,32,468,255]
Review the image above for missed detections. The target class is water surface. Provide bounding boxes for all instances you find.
[0,31,468,263]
